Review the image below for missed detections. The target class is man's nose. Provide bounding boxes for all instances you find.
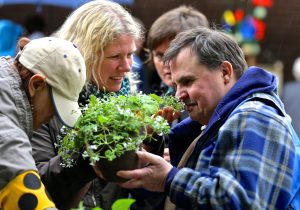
[175,87,187,101]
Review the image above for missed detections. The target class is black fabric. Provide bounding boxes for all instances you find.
[32,117,97,208]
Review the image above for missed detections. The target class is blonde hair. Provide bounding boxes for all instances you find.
[56,0,143,88]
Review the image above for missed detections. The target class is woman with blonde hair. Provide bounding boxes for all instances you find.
[56,0,142,95]
[30,0,152,209]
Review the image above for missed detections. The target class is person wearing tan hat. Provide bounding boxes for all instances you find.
[0,36,86,210]
[29,1,179,209]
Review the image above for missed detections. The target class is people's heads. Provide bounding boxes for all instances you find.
[292,57,300,81]
[15,37,86,129]
[56,0,143,92]
[147,5,209,87]
[164,27,247,124]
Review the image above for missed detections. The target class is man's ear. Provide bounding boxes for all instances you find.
[17,37,31,51]
[28,74,47,97]
[220,61,234,85]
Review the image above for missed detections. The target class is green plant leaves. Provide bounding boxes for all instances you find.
[58,93,183,167]
[111,198,136,210]
[71,198,136,210]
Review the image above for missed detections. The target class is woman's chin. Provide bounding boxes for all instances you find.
[106,85,122,93]
[163,80,173,87]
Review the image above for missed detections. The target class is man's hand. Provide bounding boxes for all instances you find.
[164,148,170,162]
[117,151,173,192]
[147,107,180,135]
[156,106,181,123]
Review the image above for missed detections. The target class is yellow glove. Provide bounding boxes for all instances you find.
[0,170,56,210]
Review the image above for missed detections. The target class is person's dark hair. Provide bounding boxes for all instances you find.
[24,14,45,34]
[147,5,209,51]
[164,27,248,79]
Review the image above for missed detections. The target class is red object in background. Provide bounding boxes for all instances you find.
[252,0,273,7]
[234,8,245,22]
[253,18,266,41]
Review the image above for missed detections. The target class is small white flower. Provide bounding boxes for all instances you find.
[82,151,89,158]
[123,142,128,148]
[90,145,97,150]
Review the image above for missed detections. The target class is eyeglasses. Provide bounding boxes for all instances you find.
[152,51,164,62]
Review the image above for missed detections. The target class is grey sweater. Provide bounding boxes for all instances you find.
[0,56,36,189]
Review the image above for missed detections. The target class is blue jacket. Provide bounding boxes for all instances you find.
[165,66,300,209]
[167,117,202,166]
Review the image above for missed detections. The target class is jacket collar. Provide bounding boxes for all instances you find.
[203,66,278,134]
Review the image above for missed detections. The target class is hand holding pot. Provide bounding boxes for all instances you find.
[117,151,173,192]
[146,106,180,137]
[156,106,181,123]
[163,148,170,162]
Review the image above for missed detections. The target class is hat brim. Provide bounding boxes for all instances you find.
[50,88,81,128]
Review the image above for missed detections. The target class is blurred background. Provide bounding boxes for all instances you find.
[1,0,299,92]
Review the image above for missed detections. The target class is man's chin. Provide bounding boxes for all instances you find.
[188,112,197,120]
[188,112,202,123]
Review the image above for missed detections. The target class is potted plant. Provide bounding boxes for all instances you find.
[58,93,183,182]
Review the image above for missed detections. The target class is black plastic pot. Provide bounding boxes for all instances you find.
[95,150,141,182]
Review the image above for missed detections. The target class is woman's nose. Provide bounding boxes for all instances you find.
[120,57,132,72]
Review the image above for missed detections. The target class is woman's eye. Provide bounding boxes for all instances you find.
[153,52,164,61]
[108,55,120,59]
[156,54,163,60]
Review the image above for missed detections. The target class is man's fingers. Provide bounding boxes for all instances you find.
[117,152,162,180]
[164,148,170,162]
[117,152,172,192]
[154,110,163,118]
[117,168,143,179]
[136,151,164,165]
[173,110,181,119]
[118,179,142,189]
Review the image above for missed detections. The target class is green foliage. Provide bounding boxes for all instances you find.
[58,93,184,167]
[112,198,136,210]
[157,94,185,112]
[71,198,136,210]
